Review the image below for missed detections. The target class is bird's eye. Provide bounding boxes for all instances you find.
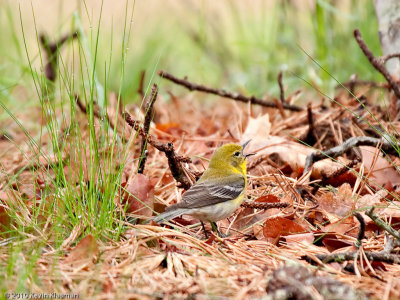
[234,151,240,157]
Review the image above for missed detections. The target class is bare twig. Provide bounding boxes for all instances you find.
[75,94,116,132]
[353,212,365,248]
[159,70,303,111]
[348,74,357,96]
[123,111,192,189]
[354,29,400,99]
[137,70,146,99]
[303,136,398,175]
[240,202,289,210]
[138,84,158,174]
[382,53,400,63]
[303,103,317,146]
[40,32,78,82]
[278,71,285,104]
[273,98,286,118]
[366,207,400,243]
[75,94,88,114]
[379,233,400,255]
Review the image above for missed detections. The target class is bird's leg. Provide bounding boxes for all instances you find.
[200,221,209,239]
[210,222,228,238]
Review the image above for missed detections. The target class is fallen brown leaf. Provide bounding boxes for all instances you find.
[121,173,154,218]
[64,234,99,266]
[263,216,307,243]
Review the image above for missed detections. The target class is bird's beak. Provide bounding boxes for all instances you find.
[241,139,255,158]
[241,139,251,150]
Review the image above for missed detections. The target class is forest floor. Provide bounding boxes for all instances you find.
[1,67,400,299]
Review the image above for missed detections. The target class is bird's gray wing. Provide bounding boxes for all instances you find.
[169,174,245,210]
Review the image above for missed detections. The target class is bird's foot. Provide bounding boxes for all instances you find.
[211,222,228,238]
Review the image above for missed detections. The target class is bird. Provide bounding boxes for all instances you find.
[153,141,253,237]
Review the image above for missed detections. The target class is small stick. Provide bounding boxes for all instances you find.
[273,98,286,118]
[137,70,146,99]
[40,32,78,82]
[303,136,398,175]
[354,29,400,99]
[353,212,365,248]
[240,202,289,210]
[366,207,400,243]
[382,53,400,63]
[159,70,303,111]
[75,94,87,114]
[348,74,357,96]
[123,111,192,190]
[379,233,400,255]
[303,103,317,146]
[277,71,285,104]
[75,94,116,132]
[138,84,158,174]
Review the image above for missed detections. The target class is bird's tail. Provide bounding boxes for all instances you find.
[153,207,188,223]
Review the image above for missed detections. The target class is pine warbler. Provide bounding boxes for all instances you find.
[154,141,253,237]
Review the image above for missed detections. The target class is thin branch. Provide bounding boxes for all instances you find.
[240,202,289,210]
[123,111,192,190]
[379,233,400,255]
[303,103,317,146]
[138,84,158,174]
[159,70,303,111]
[39,32,78,82]
[353,212,365,248]
[137,70,146,99]
[75,94,87,114]
[348,74,357,96]
[273,98,286,118]
[382,53,400,63]
[303,136,398,175]
[366,207,400,243]
[278,71,285,104]
[354,29,400,99]
[75,94,116,132]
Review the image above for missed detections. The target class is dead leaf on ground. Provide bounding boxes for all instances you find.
[242,114,342,179]
[255,195,280,203]
[64,234,99,266]
[263,216,307,243]
[318,183,353,217]
[356,189,388,209]
[360,146,400,187]
[284,232,314,246]
[155,122,186,136]
[121,173,154,218]
[317,233,354,252]
[324,216,358,238]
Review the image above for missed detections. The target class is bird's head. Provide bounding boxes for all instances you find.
[208,141,253,173]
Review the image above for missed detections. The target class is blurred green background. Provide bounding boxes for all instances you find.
[0,0,382,106]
